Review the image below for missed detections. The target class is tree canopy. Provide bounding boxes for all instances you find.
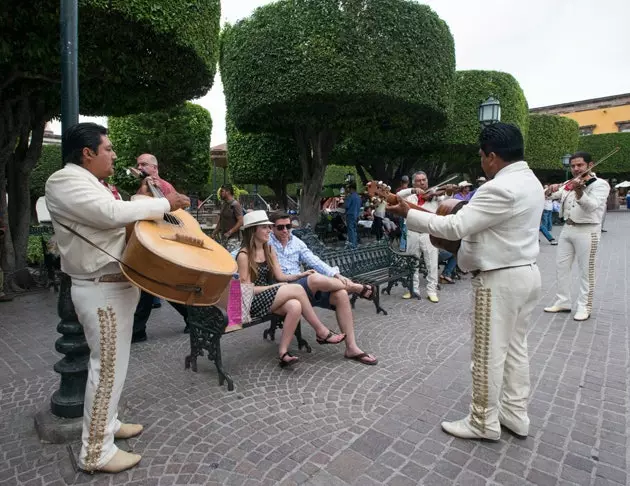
[220,0,455,225]
[1,0,221,279]
[226,119,301,207]
[526,114,579,170]
[29,144,62,202]
[109,102,213,195]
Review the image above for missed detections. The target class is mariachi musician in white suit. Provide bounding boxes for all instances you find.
[543,151,609,322]
[388,123,543,441]
[45,123,190,474]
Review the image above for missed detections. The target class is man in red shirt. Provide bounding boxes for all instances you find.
[136,154,176,196]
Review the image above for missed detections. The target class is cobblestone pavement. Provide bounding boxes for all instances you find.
[1,213,628,486]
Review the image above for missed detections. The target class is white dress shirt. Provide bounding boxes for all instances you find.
[45,163,170,278]
[405,162,544,272]
[549,178,609,224]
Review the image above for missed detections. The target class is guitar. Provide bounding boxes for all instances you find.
[120,169,237,306]
[365,180,467,254]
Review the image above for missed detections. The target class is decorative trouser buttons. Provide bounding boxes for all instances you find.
[470,287,491,434]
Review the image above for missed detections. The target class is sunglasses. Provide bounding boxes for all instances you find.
[274,224,291,231]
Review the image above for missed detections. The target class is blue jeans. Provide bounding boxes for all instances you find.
[439,250,457,277]
[540,210,554,241]
[347,218,358,248]
[399,218,407,251]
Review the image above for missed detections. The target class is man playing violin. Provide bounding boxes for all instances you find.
[543,152,610,321]
[396,172,457,303]
[387,123,543,442]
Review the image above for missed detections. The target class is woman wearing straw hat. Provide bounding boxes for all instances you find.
[236,211,346,367]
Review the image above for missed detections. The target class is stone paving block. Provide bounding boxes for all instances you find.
[595,464,627,484]
[326,449,372,484]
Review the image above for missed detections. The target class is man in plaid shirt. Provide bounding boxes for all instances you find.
[268,212,377,365]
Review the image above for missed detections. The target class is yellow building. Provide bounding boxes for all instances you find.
[531,92,630,136]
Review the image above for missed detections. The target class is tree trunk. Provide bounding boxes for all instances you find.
[268,180,288,211]
[7,115,46,275]
[294,126,336,228]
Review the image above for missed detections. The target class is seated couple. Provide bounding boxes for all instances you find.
[235,211,378,367]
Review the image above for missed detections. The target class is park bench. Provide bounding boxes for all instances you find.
[184,229,421,390]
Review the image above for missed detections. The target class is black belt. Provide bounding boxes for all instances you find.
[471,263,536,278]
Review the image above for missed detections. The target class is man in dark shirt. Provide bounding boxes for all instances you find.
[214,184,243,252]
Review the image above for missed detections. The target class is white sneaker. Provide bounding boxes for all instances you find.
[543,305,571,313]
[573,310,590,321]
[440,418,500,442]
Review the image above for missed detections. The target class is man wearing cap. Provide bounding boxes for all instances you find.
[543,151,609,321]
[454,181,474,201]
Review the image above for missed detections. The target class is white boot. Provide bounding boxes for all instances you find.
[544,305,571,313]
[441,417,500,442]
[573,310,590,321]
[498,411,528,439]
[114,423,143,439]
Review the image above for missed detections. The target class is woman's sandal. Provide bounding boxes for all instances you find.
[345,352,378,366]
[359,284,375,301]
[440,275,455,284]
[279,351,299,368]
[316,330,346,345]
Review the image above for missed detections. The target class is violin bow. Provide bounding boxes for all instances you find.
[565,146,620,186]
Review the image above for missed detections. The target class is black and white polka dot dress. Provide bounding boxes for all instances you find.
[249,261,279,318]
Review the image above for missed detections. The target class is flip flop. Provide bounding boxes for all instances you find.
[345,352,378,366]
[316,330,346,345]
[359,284,375,301]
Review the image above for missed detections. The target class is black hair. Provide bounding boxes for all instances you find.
[478,122,524,163]
[62,123,108,165]
[570,151,592,164]
[221,184,234,195]
[269,212,290,223]
[348,181,357,190]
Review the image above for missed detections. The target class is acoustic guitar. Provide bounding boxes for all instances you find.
[121,170,237,306]
[365,181,467,254]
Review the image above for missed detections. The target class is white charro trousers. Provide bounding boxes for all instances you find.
[552,224,600,314]
[407,231,439,297]
[71,279,140,471]
[465,265,541,435]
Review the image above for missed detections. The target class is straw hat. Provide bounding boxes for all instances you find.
[242,210,272,229]
[458,181,473,187]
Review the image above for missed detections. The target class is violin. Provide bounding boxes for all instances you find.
[550,146,620,193]
[365,181,467,254]
[417,184,459,202]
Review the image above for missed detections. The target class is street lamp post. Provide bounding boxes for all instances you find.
[562,153,572,180]
[478,97,501,128]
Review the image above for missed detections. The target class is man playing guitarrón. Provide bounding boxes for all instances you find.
[543,151,610,321]
[387,123,543,441]
[45,123,190,473]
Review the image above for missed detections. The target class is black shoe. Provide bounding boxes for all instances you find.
[183,325,190,334]
[152,303,162,308]
[132,331,147,343]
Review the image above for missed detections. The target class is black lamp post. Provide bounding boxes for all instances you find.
[561,153,571,180]
[52,0,89,419]
[478,97,501,127]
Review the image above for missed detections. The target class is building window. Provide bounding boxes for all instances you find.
[615,120,630,132]
[579,125,596,136]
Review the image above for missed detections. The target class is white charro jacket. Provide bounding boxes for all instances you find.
[549,177,609,224]
[45,162,170,278]
[406,161,544,272]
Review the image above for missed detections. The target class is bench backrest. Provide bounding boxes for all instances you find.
[319,241,393,278]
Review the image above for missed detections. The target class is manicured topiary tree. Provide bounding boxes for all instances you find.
[29,144,62,204]
[578,133,630,174]
[226,119,301,208]
[220,0,455,225]
[1,0,221,277]
[526,114,579,170]
[109,102,213,195]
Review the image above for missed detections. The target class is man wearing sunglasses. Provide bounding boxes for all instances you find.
[268,213,377,365]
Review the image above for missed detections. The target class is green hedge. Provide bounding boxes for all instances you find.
[446,70,530,148]
[109,102,212,194]
[226,119,301,191]
[220,0,455,134]
[30,144,62,201]
[526,114,579,170]
[578,133,630,174]
[2,0,221,116]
